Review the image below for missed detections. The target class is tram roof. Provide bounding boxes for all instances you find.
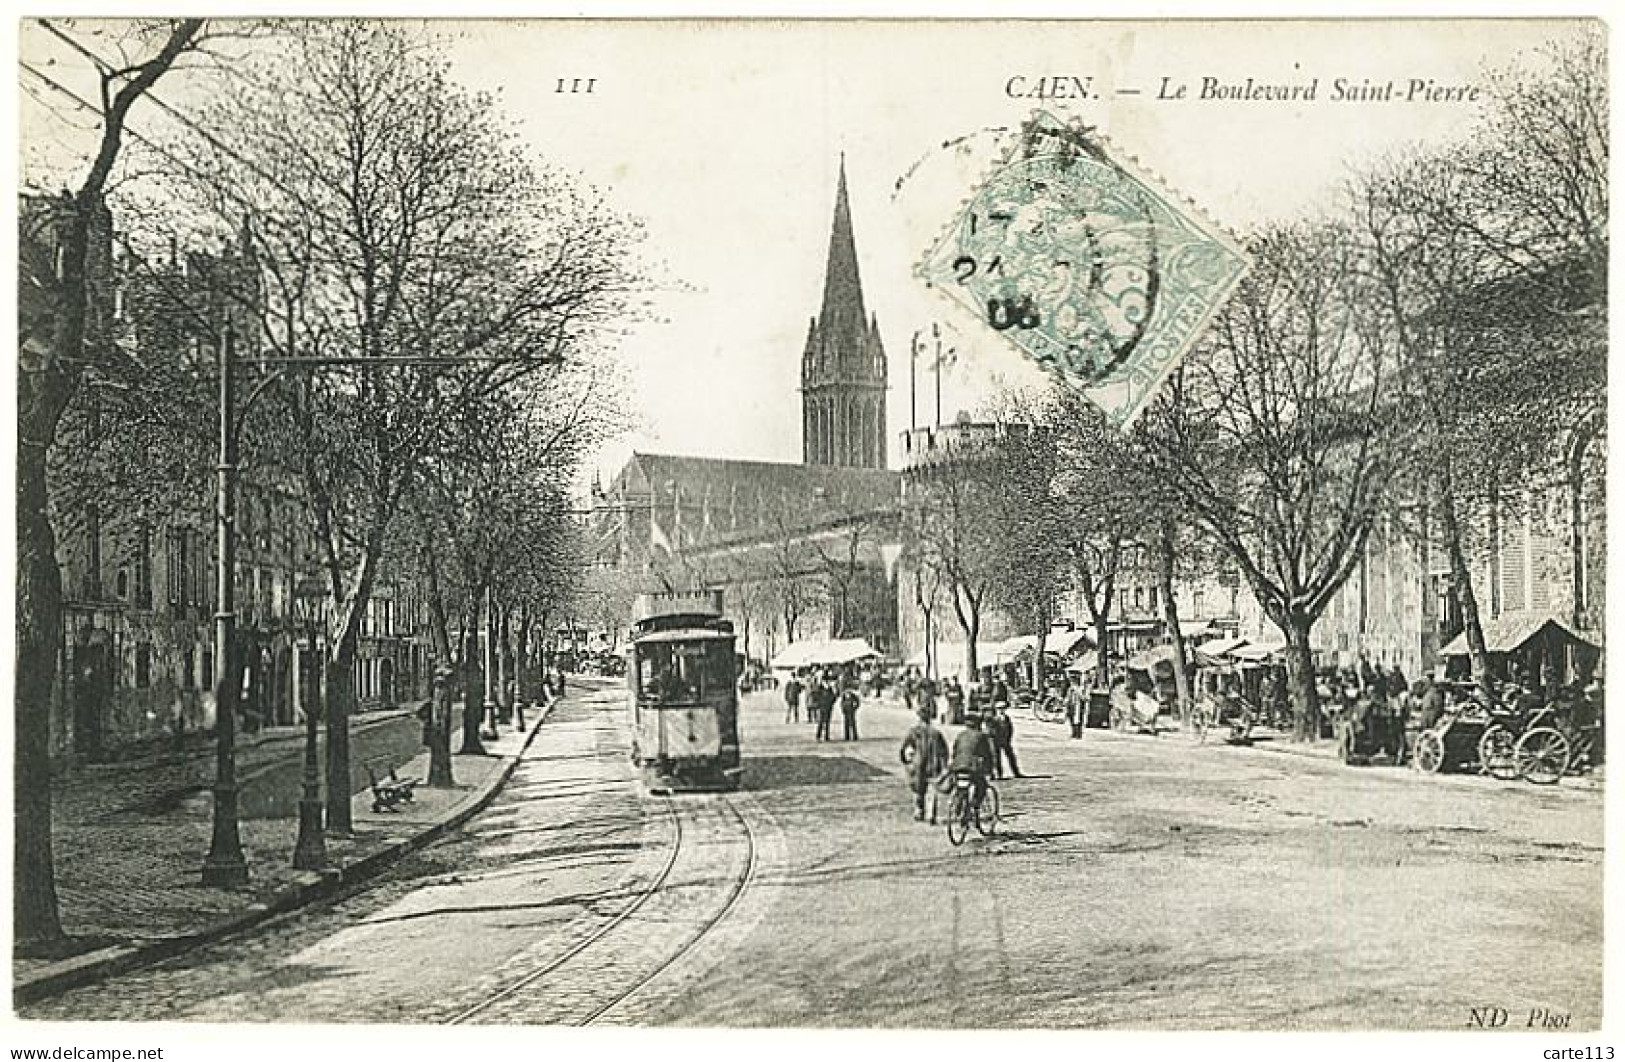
[632,628,735,644]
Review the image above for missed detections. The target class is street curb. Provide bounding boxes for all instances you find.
[1235,731,1605,795]
[14,695,564,1008]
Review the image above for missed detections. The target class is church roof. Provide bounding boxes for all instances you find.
[615,451,899,509]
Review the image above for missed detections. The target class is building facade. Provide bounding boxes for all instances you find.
[28,202,436,762]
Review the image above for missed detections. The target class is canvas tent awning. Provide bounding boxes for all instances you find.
[994,628,1092,663]
[1192,636,1249,669]
[907,642,1005,674]
[1179,620,1216,639]
[1127,644,1180,672]
[1439,615,1600,657]
[1231,640,1286,663]
[772,638,878,669]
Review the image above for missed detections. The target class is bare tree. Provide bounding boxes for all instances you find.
[15,17,205,952]
[1355,34,1606,688]
[1141,226,1407,741]
[903,425,1036,678]
[166,21,643,830]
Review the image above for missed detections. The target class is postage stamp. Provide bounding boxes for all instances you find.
[916,110,1250,429]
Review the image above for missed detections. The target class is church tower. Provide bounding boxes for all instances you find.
[802,159,888,469]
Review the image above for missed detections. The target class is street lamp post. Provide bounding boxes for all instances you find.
[202,327,248,887]
[193,302,549,881]
[292,576,328,870]
[482,585,500,739]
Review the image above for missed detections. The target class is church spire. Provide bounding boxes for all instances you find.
[802,156,887,470]
[817,156,866,346]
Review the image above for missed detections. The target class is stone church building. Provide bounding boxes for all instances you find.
[592,161,903,658]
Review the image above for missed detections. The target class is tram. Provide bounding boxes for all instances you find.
[627,590,742,793]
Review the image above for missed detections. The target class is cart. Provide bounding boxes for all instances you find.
[1411,709,1490,774]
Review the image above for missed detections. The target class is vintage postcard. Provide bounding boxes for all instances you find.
[11,13,1607,1051]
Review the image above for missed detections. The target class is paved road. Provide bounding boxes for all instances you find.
[23,680,1602,1030]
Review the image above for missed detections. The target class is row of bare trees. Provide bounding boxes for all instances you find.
[901,32,1605,741]
[17,20,638,950]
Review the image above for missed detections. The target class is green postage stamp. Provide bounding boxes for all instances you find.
[917,110,1250,429]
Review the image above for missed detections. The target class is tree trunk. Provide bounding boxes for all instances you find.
[1281,611,1319,743]
[459,609,488,755]
[952,585,981,677]
[1033,598,1049,693]
[516,603,534,708]
[15,377,73,950]
[422,545,454,787]
[14,20,202,947]
[1567,417,1599,631]
[324,547,383,835]
[1158,520,1193,719]
[323,649,358,833]
[16,193,96,950]
[1438,464,1491,695]
[496,599,513,719]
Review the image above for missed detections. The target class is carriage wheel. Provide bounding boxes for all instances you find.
[1515,727,1571,785]
[1478,725,1518,780]
[946,791,970,846]
[975,784,1000,837]
[1034,696,1066,725]
[1412,731,1445,774]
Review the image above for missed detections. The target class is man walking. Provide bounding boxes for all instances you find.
[813,676,836,741]
[989,702,1024,778]
[943,675,964,725]
[784,671,804,724]
[841,684,861,740]
[899,707,949,823]
[1065,678,1086,739]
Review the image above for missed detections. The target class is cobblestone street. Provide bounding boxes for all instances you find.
[21,681,1602,1030]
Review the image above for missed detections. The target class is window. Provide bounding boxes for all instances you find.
[1149,586,1159,613]
[180,646,195,690]
[166,527,188,612]
[132,521,152,609]
[188,530,207,611]
[201,649,214,689]
[635,638,733,704]
[135,644,152,689]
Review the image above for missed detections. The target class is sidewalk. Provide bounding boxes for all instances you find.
[14,699,558,1005]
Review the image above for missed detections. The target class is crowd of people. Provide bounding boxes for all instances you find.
[773,662,1029,823]
[780,666,865,741]
[1307,655,1604,766]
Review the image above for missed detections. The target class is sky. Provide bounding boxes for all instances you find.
[18,18,1591,483]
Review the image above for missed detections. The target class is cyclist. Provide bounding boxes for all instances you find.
[948,712,997,812]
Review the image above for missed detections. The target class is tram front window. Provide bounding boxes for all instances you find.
[637,640,732,704]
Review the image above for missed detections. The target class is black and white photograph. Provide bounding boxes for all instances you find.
[9,11,1610,1050]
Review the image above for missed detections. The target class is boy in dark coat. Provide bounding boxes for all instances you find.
[899,708,950,822]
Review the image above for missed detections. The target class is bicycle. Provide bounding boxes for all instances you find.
[1030,691,1067,725]
[1187,700,1212,743]
[945,772,1000,846]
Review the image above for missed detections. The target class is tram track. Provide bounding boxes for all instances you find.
[581,793,758,1026]
[445,789,759,1026]
[445,795,685,1024]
